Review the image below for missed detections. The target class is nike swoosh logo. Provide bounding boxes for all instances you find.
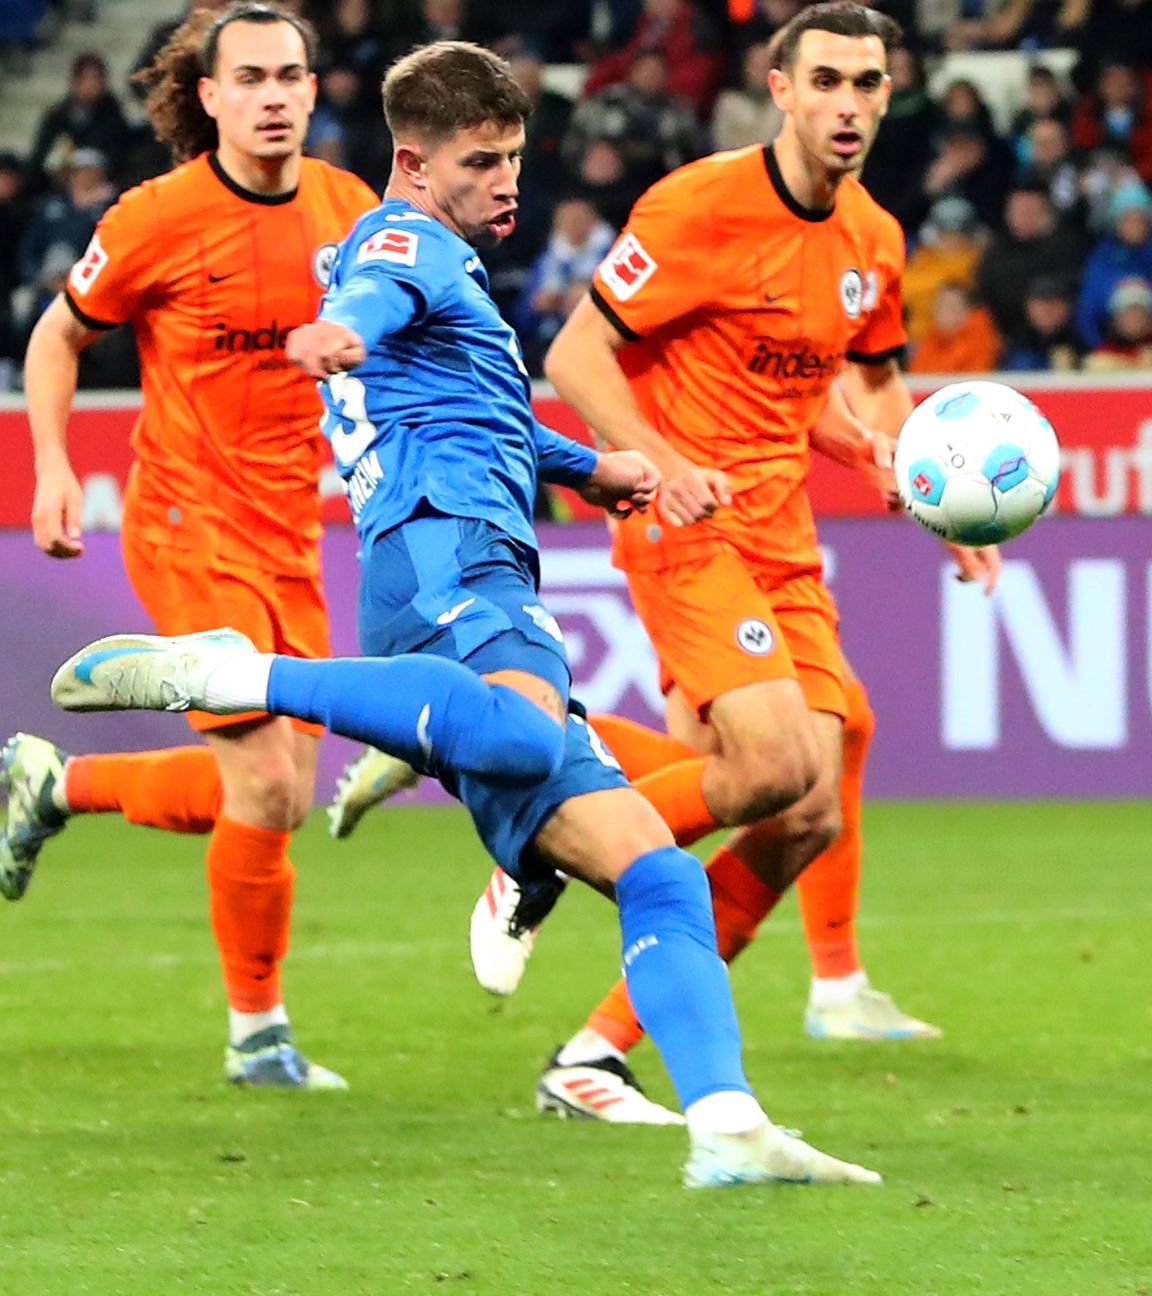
[208,272,237,283]
[75,645,156,684]
[764,293,782,303]
[435,598,476,625]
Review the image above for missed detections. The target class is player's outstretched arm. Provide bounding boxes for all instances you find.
[546,295,730,528]
[286,320,366,378]
[842,358,1001,595]
[24,294,100,559]
[810,381,899,510]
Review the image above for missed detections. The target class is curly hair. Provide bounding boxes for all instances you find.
[133,2,317,164]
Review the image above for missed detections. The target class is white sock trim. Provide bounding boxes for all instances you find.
[555,1027,625,1068]
[203,655,275,713]
[229,1004,290,1047]
[809,968,868,1009]
[685,1090,768,1137]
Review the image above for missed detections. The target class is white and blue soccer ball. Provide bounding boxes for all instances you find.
[894,380,1061,546]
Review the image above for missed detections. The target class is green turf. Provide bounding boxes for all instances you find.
[1,802,1150,1295]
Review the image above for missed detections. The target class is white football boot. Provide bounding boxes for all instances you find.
[536,1049,685,1125]
[469,866,567,996]
[804,985,942,1041]
[51,628,256,713]
[327,746,420,839]
[684,1120,883,1188]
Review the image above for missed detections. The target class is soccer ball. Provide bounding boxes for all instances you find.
[894,380,1061,546]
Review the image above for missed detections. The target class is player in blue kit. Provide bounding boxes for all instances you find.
[50,40,881,1188]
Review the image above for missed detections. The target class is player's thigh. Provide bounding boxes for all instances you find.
[122,535,328,742]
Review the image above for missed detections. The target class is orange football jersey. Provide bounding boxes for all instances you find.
[591,144,907,575]
[65,153,378,576]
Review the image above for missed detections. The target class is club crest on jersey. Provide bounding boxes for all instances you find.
[839,268,864,318]
[69,233,108,296]
[599,232,657,301]
[358,228,419,267]
[736,618,775,656]
[312,242,338,287]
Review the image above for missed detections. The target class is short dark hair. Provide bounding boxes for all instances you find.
[202,2,317,78]
[771,2,902,72]
[383,41,531,144]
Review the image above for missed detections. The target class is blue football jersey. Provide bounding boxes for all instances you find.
[317,198,593,553]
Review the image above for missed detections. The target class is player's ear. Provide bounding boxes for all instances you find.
[198,75,220,122]
[394,142,427,188]
[768,66,792,111]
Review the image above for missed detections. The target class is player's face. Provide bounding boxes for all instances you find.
[770,31,890,179]
[420,122,525,249]
[200,20,317,163]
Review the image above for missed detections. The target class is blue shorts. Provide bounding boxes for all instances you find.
[358,510,629,879]
[358,510,571,701]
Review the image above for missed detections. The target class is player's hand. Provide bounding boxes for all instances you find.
[868,431,902,512]
[946,541,1001,595]
[286,321,366,378]
[658,453,732,527]
[31,460,85,559]
[580,449,661,518]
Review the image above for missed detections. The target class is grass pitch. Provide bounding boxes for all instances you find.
[1,801,1149,1295]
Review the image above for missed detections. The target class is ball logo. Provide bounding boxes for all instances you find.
[312,242,338,287]
[839,268,864,318]
[913,471,934,498]
[736,618,775,656]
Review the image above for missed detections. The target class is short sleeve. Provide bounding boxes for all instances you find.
[64,186,158,330]
[590,173,718,341]
[846,211,907,364]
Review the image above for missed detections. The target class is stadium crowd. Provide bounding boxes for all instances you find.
[2,0,1152,391]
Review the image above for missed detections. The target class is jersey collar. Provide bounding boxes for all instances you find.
[763,145,834,224]
[208,151,299,206]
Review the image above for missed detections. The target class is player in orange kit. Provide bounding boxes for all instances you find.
[510,1,1001,1119]
[6,2,378,1087]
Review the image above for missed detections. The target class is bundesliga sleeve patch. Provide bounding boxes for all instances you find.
[69,233,109,296]
[598,232,658,301]
[357,228,420,267]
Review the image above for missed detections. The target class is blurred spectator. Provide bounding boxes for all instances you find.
[939,78,998,137]
[130,0,231,99]
[388,0,485,59]
[28,53,132,187]
[312,0,386,109]
[306,64,391,189]
[711,42,782,151]
[1019,117,1082,219]
[16,149,114,292]
[1077,0,1152,86]
[509,53,574,199]
[584,0,725,118]
[903,196,986,342]
[480,1,594,62]
[920,123,1013,230]
[1080,147,1143,234]
[572,139,644,230]
[944,0,1087,50]
[0,0,48,74]
[908,282,1001,373]
[1071,61,1152,182]
[1076,182,1152,348]
[514,197,617,372]
[1084,275,1152,368]
[974,183,1083,336]
[1001,273,1083,370]
[860,45,940,232]
[1010,64,1071,141]
[727,0,804,54]
[0,154,31,388]
[564,51,702,194]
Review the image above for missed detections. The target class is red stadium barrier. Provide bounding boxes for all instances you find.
[1,373,1149,529]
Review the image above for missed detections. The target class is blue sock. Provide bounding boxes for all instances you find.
[617,846,752,1110]
[267,655,564,785]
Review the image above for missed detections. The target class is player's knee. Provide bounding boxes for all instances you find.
[726,745,820,823]
[472,685,566,785]
[225,752,299,828]
[618,844,713,941]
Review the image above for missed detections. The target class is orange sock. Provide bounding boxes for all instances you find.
[65,747,222,834]
[587,844,782,1054]
[206,815,294,1013]
[796,677,873,980]
[588,713,697,780]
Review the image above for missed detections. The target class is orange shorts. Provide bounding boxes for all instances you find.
[625,548,848,720]
[122,533,330,735]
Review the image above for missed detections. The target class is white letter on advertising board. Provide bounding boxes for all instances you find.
[941,559,1126,750]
